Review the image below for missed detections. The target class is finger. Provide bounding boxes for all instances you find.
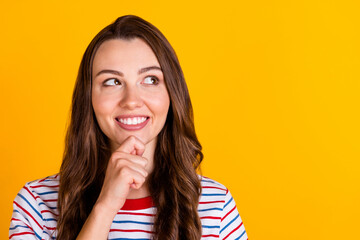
[120,167,146,189]
[117,136,145,156]
[117,159,148,178]
[110,152,148,168]
[130,174,146,189]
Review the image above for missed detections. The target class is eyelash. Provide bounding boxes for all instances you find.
[102,76,160,86]
[103,78,121,86]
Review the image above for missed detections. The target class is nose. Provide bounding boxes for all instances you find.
[119,85,143,109]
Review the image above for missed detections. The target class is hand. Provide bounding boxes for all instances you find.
[95,136,148,213]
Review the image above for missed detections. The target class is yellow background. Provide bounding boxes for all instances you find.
[1,0,359,239]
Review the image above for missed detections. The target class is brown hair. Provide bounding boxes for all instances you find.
[57,15,203,239]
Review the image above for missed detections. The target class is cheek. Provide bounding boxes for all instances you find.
[92,93,117,119]
[150,92,170,116]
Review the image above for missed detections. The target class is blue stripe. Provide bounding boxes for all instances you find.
[220,214,240,234]
[35,230,42,240]
[202,225,220,229]
[43,230,56,239]
[44,218,57,221]
[201,179,217,184]
[39,202,57,209]
[17,193,43,221]
[202,193,226,196]
[9,225,29,230]
[235,230,246,240]
[223,197,234,209]
[112,220,153,225]
[37,191,58,195]
[12,208,42,240]
[198,207,223,212]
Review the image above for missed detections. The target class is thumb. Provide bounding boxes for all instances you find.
[130,148,145,156]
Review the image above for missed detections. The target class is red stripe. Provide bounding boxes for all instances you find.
[202,186,227,191]
[120,196,154,210]
[41,210,58,216]
[109,229,154,234]
[202,234,220,238]
[200,216,221,220]
[10,218,33,230]
[117,212,155,217]
[23,186,37,200]
[44,226,56,230]
[223,222,243,240]
[38,178,47,183]
[43,199,57,202]
[199,200,225,204]
[9,232,35,239]
[11,216,55,231]
[221,205,236,221]
[30,185,59,189]
[13,201,43,230]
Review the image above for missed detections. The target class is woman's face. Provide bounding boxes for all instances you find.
[92,38,170,151]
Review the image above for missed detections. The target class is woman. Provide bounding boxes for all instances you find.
[9,15,248,240]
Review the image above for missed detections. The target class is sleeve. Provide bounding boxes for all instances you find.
[219,189,248,240]
[9,183,44,240]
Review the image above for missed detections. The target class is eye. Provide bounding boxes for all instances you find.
[103,78,121,86]
[143,76,159,85]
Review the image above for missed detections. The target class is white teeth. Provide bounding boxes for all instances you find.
[118,117,147,125]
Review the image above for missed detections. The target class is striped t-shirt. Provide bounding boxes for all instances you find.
[9,174,248,239]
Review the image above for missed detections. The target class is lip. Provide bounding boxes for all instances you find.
[115,115,150,131]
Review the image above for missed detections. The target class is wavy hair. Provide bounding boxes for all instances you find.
[57,15,203,239]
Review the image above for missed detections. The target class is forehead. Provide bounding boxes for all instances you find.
[92,38,160,74]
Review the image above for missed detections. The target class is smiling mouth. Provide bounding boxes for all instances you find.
[115,116,149,125]
[115,116,150,131]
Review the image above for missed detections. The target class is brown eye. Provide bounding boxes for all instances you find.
[103,78,121,86]
[143,76,159,85]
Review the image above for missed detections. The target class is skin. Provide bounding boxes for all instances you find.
[77,38,170,239]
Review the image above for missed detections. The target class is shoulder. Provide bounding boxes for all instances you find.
[199,175,229,195]
[10,174,60,239]
[15,173,60,210]
[199,175,241,212]
[20,173,60,200]
[25,173,60,191]
[15,173,60,215]
[198,175,242,219]
[198,176,248,239]
[198,175,229,212]
[16,173,59,199]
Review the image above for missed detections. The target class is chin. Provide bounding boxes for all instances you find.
[112,134,154,147]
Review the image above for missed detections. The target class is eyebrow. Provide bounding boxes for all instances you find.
[95,66,162,77]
